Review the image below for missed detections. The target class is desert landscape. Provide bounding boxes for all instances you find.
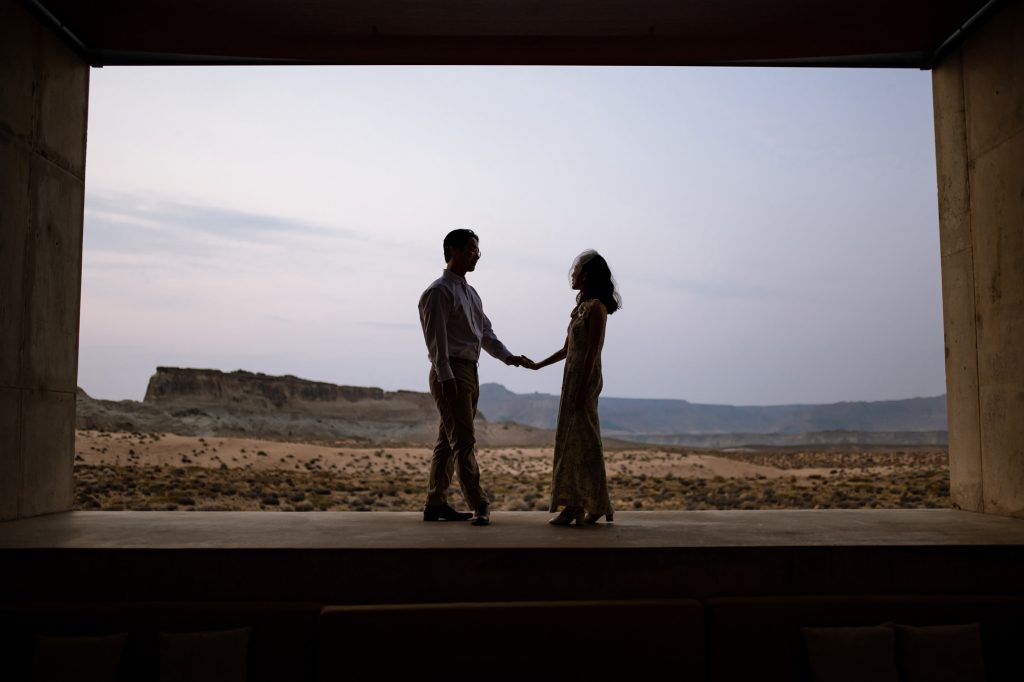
[73,430,950,512]
[73,368,950,512]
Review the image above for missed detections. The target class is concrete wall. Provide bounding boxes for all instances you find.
[934,0,1024,517]
[0,0,89,520]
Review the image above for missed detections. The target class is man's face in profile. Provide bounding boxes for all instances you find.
[452,238,481,273]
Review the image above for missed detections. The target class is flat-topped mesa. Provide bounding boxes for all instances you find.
[81,369,556,444]
[144,367,384,410]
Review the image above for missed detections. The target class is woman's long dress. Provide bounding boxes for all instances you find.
[549,300,613,516]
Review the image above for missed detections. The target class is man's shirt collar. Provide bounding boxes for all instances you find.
[442,270,467,285]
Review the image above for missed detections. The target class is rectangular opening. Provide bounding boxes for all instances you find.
[75,65,947,514]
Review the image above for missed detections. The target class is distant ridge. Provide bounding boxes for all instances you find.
[75,368,948,447]
[603,430,947,448]
[478,383,948,446]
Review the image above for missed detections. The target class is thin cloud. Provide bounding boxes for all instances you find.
[85,192,363,255]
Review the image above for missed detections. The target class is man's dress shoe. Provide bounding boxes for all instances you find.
[423,503,473,521]
[471,502,490,526]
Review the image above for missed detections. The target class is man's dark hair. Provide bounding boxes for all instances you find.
[443,229,478,262]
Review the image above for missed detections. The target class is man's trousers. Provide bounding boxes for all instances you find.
[426,358,489,508]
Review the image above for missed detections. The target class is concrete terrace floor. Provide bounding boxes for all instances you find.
[3,509,1024,549]
[4,510,1024,603]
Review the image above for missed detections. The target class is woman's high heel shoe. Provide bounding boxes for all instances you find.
[584,511,614,524]
[549,506,585,526]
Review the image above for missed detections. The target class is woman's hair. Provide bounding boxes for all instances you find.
[571,250,621,315]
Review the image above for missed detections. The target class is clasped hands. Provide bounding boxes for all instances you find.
[505,355,539,370]
[505,355,587,410]
[441,354,539,403]
[505,354,585,409]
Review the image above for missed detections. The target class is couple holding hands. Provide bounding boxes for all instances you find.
[418,229,621,527]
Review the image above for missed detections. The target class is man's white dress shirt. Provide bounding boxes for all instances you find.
[418,270,512,383]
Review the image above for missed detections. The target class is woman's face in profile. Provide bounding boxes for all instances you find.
[570,264,584,291]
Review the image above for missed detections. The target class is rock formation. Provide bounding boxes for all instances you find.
[144,367,386,409]
[77,368,554,446]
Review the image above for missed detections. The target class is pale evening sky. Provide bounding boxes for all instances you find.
[79,66,944,406]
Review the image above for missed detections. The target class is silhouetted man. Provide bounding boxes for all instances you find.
[418,229,527,526]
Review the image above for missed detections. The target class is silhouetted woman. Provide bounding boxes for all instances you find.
[527,250,621,525]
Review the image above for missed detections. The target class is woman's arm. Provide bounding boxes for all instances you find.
[528,337,568,370]
[575,300,608,407]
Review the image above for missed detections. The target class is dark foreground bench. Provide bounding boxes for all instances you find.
[706,594,1024,682]
[318,599,705,680]
[4,595,1023,681]
[0,602,321,682]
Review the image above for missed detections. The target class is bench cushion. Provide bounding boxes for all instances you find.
[706,594,1024,682]
[0,602,321,682]
[319,599,704,681]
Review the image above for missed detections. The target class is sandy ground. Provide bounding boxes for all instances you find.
[75,431,833,478]
[74,430,951,512]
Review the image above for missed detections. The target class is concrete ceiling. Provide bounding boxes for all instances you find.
[28,0,996,68]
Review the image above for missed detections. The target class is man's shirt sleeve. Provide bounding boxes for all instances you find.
[419,287,454,382]
[480,310,513,363]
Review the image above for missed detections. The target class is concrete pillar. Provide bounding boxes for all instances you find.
[1,0,89,520]
[933,0,1024,517]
